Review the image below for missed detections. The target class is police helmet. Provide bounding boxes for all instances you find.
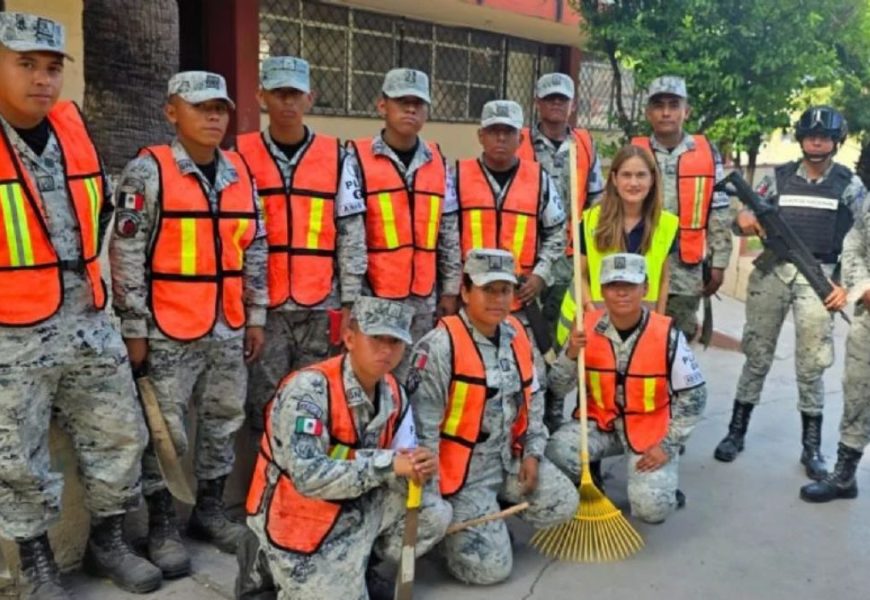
[795,106,847,143]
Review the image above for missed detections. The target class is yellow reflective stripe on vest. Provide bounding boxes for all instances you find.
[84,177,101,255]
[511,214,528,263]
[233,218,251,265]
[378,192,399,248]
[642,377,657,412]
[426,195,440,248]
[0,183,34,267]
[469,209,483,248]
[307,198,325,249]
[180,218,197,275]
[329,444,352,460]
[443,381,469,437]
[588,371,605,409]
[692,178,705,227]
[555,286,576,349]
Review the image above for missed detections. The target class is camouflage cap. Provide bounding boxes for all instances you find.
[351,297,414,344]
[463,248,517,286]
[600,253,647,286]
[481,100,523,130]
[647,76,688,100]
[535,73,575,100]
[261,56,310,92]
[382,68,431,103]
[0,12,71,59]
[168,71,236,109]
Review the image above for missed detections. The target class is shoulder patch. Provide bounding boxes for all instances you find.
[295,396,324,419]
[114,211,141,238]
[295,416,324,436]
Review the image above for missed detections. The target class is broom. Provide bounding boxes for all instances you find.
[530,140,643,562]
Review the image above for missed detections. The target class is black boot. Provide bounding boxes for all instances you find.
[365,556,394,600]
[146,489,191,578]
[714,401,754,462]
[188,476,248,554]
[800,412,828,480]
[800,443,862,503]
[17,534,69,599]
[82,515,162,594]
[676,489,686,509]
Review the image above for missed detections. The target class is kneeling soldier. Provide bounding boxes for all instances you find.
[243,297,451,600]
[546,254,706,524]
[408,249,578,585]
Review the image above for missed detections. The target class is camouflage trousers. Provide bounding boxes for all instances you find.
[666,294,701,341]
[441,457,578,585]
[510,310,553,426]
[0,328,146,540]
[246,310,332,431]
[546,421,679,524]
[246,479,451,599]
[142,336,247,495]
[839,309,870,450]
[396,311,435,382]
[735,268,834,414]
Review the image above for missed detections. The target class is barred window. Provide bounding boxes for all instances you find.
[576,55,642,131]
[260,0,563,124]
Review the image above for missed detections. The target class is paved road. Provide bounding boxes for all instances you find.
[69,295,870,599]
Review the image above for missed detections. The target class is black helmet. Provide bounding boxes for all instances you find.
[795,106,847,143]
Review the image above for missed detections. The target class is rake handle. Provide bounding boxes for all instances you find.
[446,502,530,534]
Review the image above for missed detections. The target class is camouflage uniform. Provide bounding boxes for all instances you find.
[0,117,147,540]
[109,137,268,495]
[408,307,578,584]
[245,126,367,429]
[734,164,866,414]
[246,298,452,599]
[647,133,732,338]
[546,308,707,523]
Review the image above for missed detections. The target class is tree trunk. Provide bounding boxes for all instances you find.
[855,139,870,189]
[83,0,179,174]
[746,147,758,186]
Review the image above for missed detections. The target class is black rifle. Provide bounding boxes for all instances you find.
[715,171,850,324]
[517,276,557,363]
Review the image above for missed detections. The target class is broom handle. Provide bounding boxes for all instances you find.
[568,141,590,475]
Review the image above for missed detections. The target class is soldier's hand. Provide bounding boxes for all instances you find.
[518,456,540,495]
[635,444,669,473]
[407,447,438,482]
[736,209,765,237]
[393,451,422,484]
[517,274,545,304]
[862,289,870,308]
[565,326,586,360]
[437,294,459,318]
[824,284,848,312]
[702,268,725,297]
[244,326,266,364]
[124,337,149,372]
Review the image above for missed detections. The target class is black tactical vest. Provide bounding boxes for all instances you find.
[774,161,854,264]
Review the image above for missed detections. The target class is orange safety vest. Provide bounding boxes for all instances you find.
[438,315,535,497]
[0,100,106,326]
[245,355,404,554]
[145,145,257,341]
[517,126,594,213]
[580,309,672,454]
[237,132,340,308]
[352,138,445,299]
[631,135,715,265]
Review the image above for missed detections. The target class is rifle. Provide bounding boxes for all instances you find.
[715,171,850,324]
[517,276,557,364]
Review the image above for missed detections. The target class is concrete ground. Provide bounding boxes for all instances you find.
[66,294,870,599]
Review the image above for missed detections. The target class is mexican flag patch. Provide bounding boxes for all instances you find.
[295,417,323,436]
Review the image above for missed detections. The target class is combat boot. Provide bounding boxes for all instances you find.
[82,515,163,594]
[17,534,69,599]
[146,489,191,578]
[188,476,248,554]
[800,443,862,503]
[799,412,828,480]
[714,400,754,462]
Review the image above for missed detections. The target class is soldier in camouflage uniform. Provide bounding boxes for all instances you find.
[110,72,268,573]
[634,76,733,340]
[241,297,451,600]
[546,254,706,524]
[239,56,367,432]
[717,106,864,480]
[801,197,870,503]
[346,69,462,378]
[0,12,162,598]
[408,249,577,585]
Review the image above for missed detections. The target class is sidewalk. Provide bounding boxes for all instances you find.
[68,295,870,599]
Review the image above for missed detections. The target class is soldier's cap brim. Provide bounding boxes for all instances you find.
[357,323,413,345]
[481,117,520,130]
[383,87,431,104]
[601,273,646,286]
[262,78,310,93]
[648,91,687,101]
[469,271,518,287]
[538,92,573,101]
[173,91,236,110]
[2,41,73,61]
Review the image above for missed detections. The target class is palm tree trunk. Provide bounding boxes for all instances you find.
[82,0,179,174]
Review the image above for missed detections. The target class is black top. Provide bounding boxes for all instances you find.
[487,162,519,189]
[389,139,419,170]
[274,138,306,162]
[615,318,642,341]
[197,161,217,187]
[14,120,50,155]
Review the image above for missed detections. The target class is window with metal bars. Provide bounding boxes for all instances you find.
[259,0,563,124]
[576,55,642,131]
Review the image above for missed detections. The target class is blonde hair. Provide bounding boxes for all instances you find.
[593,145,663,254]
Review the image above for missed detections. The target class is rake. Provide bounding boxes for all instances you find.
[530,140,643,562]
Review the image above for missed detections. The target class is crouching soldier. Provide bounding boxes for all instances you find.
[546,253,707,524]
[407,249,578,585]
[241,297,452,600]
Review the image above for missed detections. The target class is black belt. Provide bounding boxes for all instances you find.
[59,258,86,273]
